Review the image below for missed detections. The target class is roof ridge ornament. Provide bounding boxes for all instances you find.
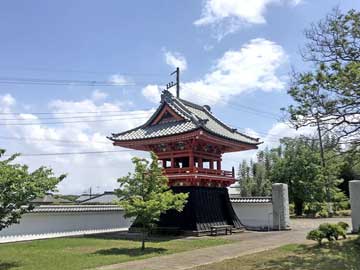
[161,89,174,101]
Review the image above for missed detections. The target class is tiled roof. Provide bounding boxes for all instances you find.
[111,121,198,141]
[31,205,123,213]
[110,90,260,145]
[230,197,272,204]
[80,192,119,205]
[75,194,93,202]
[32,194,72,204]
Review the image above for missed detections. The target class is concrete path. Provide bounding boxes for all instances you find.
[94,218,351,270]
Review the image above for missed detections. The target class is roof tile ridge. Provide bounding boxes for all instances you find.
[79,193,105,203]
[181,98,260,142]
[177,94,261,143]
[168,95,198,120]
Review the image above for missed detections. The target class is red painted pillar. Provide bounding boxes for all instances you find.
[189,154,194,169]
[217,160,221,170]
[198,157,203,168]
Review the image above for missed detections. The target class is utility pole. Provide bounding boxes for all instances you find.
[167,67,180,98]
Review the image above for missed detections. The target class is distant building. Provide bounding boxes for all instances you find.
[75,194,94,203]
[80,192,119,205]
[31,194,72,206]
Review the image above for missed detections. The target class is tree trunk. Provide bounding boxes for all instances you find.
[141,224,146,251]
[294,198,304,216]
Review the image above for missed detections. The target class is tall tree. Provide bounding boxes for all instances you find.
[237,160,253,197]
[270,137,343,215]
[0,149,65,231]
[116,152,188,250]
[285,9,360,148]
[237,149,273,197]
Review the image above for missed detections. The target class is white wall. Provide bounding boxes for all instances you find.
[0,210,132,238]
[350,180,360,233]
[232,202,273,230]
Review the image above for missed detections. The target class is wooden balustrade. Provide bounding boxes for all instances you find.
[164,167,234,178]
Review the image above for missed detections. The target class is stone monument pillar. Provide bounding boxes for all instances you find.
[272,183,290,230]
[349,180,360,233]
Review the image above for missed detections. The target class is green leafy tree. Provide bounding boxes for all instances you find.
[237,149,273,197]
[270,137,343,215]
[237,160,253,196]
[0,149,65,231]
[285,9,360,148]
[116,152,188,250]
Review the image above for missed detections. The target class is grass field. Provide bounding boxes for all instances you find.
[193,237,360,270]
[0,234,232,270]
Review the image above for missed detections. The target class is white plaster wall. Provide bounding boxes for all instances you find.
[232,203,273,230]
[0,211,132,237]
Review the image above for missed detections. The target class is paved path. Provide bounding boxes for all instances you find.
[94,218,351,270]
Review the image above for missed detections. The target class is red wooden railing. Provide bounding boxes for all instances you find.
[164,167,234,178]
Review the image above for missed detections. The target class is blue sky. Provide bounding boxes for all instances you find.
[0,0,358,194]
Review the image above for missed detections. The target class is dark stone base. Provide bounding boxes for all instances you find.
[143,186,244,233]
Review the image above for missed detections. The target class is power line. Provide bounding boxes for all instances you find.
[0,65,165,77]
[0,78,147,87]
[0,115,149,126]
[0,109,153,116]
[0,136,111,145]
[0,76,169,87]
[1,149,136,157]
[0,112,152,121]
[188,92,281,120]
[0,125,298,146]
[0,89,280,121]
[1,99,279,122]
[0,77,131,86]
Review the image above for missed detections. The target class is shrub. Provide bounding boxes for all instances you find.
[307,229,325,244]
[331,224,347,240]
[320,223,347,241]
[335,209,351,217]
[289,203,295,216]
[337,221,349,231]
[307,222,348,244]
[304,202,329,218]
[319,223,336,241]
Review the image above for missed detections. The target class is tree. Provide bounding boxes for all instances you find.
[0,149,65,231]
[116,152,188,250]
[285,9,360,148]
[270,137,343,215]
[237,160,253,196]
[237,149,273,197]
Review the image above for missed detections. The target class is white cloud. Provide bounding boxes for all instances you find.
[2,93,153,194]
[262,122,315,148]
[91,89,108,101]
[203,44,214,51]
[109,74,131,85]
[195,0,302,39]
[0,93,16,107]
[164,50,187,71]
[142,84,162,104]
[143,38,287,105]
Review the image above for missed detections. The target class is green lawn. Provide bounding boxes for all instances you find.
[193,237,360,270]
[0,234,232,270]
